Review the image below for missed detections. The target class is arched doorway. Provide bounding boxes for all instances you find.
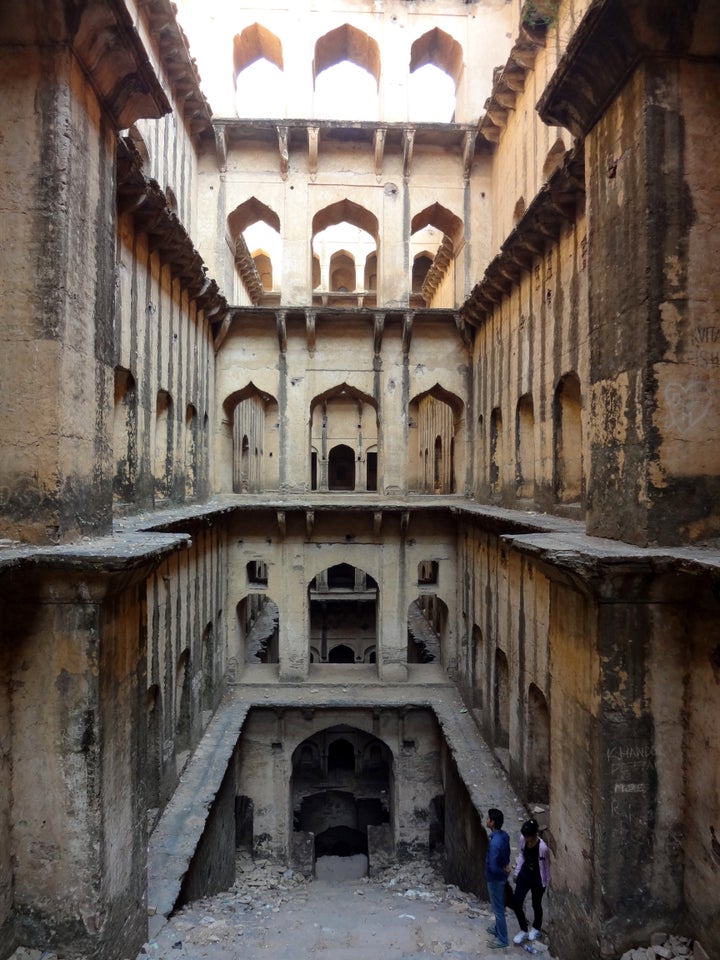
[291,726,392,878]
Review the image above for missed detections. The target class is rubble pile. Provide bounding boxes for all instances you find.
[620,933,700,960]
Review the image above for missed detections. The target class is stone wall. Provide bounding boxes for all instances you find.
[236,707,444,863]
[178,761,237,906]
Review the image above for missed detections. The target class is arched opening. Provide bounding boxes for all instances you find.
[417,560,439,585]
[252,250,273,291]
[490,406,503,495]
[328,643,355,663]
[494,648,510,751]
[309,566,378,665]
[527,684,550,804]
[471,624,483,708]
[408,63,456,122]
[409,385,463,494]
[328,738,355,771]
[410,205,463,307]
[310,383,378,492]
[313,25,380,120]
[554,372,582,503]
[312,203,378,302]
[407,595,447,663]
[113,367,136,503]
[291,726,392,877]
[513,196,526,225]
[175,648,191,759]
[328,444,355,491]
[154,389,173,502]
[223,384,278,494]
[146,684,161,809]
[366,446,378,491]
[233,24,284,118]
[516,394,535,499]
[184,403,198,499]
[329,249,356,291]
[227,198,281,303]
[201,622,215,715]
[238,594,279,664]
[412,251,434,294]
[410,27,463,91]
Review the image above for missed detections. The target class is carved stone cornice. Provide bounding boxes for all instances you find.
[461,143,585,327]
[116,136,228,330]
[537,0,720,138]
[478,24,547,145]
[421,235,454,304]
[139,0,214,139]
[71,0,171,128]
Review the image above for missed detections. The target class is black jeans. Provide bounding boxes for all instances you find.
[513,867,545,932]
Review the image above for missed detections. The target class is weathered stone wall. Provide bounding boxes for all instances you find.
[114,218,217,512]
[441,740,488,897]
[0,21,116,545]
[215,317,470,496]
[584,60,720,545]
[178,760,237,906]
[236,707,444,862]
[179,0,514,124]
[224,509,458,681]
[470,215,589,512]
[685,586,720,950]
[144,521,228,809]
[0,568,150,959]
[455,520,552,785]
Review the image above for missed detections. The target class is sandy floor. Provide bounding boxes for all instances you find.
[139,854,557,960]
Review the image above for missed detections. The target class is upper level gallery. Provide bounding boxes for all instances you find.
[175,0,514,125]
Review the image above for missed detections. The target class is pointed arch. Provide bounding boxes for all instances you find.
[312,198,379,242]
[554,371,582,503]
[329,249,356,291]
[411,202,463,246]
[310,383,379,492]
[223,383,279,494]
[409,385,463,494]
[412,251,434,293]
[227,197,281,241]
[410,28,464,88]
[233,23,283,78]
[311,381,378,412]
[313,24,380,87]
[252,249,273,290]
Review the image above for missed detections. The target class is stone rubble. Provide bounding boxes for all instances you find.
[4,863,702,960]
[619,933,700,960]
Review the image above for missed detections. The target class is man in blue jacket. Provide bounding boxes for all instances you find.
[484,807,511,948]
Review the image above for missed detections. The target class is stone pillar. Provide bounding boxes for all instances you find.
[538,0,720,546]
[545,560,690,960]
[278,527,309,681]
[0,3,168,545]
[3,562,152,959]
[377,519,408,682]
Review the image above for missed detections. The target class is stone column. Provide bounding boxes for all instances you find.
[377,518,408,682]
[545,557,691,960]
[278,523,309,681]
[3,561,154,959]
